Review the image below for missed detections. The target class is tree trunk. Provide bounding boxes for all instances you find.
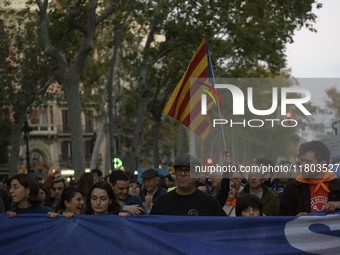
[9,118,25,177]
[90,93,106,170]
[64,69,86,180]
[152,119,161,168]
[125,67,149,173]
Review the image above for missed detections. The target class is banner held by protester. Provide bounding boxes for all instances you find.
[1,213,340,254]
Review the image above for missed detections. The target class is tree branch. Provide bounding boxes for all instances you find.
[35,0,67,67]
[149,39,183,67]
[36,69,57,96]
[141,0,166,68]
[67,0,86,34]
[95,0,120,25]
[73,0,97,73]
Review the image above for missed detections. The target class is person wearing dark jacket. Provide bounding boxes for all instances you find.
[279,178,340,216]
[280,140,340,216]
[109,170,145,215]
[239,175,280,216]
[141,168,167,214]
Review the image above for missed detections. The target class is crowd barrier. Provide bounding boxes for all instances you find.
[0,212,339,255]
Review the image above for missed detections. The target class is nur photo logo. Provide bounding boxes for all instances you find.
[199,82,222,115]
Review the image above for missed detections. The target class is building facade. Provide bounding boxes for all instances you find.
[18,90,109,178]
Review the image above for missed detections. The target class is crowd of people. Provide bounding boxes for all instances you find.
[1,140,340,219]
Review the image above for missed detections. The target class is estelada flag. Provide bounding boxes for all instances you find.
[163,37,215,139]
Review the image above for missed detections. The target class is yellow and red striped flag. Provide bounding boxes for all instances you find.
[163,37,215,139]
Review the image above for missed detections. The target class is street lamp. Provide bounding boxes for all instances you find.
[22,120,33,174]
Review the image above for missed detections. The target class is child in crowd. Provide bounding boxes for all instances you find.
[236,194,263,216]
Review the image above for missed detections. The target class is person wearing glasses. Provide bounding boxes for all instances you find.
[150,154,226,216]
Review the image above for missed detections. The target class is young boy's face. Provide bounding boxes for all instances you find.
[241,206,260,216]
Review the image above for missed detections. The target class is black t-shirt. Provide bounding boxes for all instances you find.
[150,189,226,216]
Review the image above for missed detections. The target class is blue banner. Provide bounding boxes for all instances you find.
[1,213,340,255]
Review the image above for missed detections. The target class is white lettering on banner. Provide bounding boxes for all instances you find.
[284,215,340,255]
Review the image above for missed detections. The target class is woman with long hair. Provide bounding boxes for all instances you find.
[7,174,52,217]
[86,181,127,217]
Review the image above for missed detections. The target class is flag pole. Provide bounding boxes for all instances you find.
[189,130,197,157]
[206,37,227,153]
